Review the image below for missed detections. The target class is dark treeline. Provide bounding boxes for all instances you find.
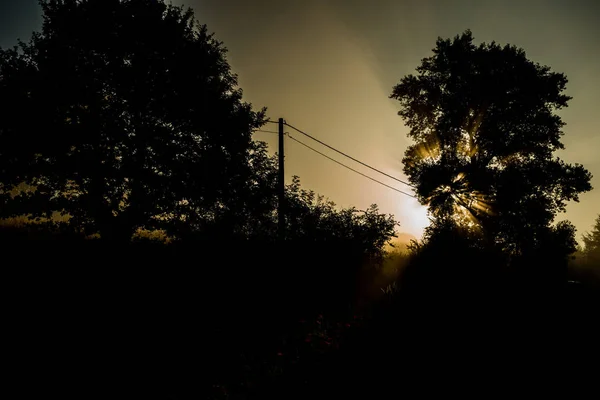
[1,1,598,399]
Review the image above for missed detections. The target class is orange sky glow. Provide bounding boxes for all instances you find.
[2,0,598,243]
[182,0,599,242]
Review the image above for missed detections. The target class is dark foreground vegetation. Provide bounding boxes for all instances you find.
[3,225,598,399]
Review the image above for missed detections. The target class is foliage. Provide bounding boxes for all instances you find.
[0,0,266,241]
[569,214,600,286]
[581,214,600,262]
[390,29,592,260]
[402,218,507,292]
[284,175,398,260]
[0,0,398,257]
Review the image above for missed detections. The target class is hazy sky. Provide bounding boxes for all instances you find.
[1,0,599,241]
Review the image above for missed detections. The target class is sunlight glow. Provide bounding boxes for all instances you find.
[395,198,428,239]
[411,108,497,229]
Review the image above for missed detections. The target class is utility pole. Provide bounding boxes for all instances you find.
[278,118,285,240]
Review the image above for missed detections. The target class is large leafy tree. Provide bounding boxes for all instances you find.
[391,30,592,258]
[0,0,267,241]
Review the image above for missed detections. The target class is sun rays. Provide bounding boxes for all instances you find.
[411,126,495,229]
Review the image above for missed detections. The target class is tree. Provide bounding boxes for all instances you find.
[582,214,600,263]
[0,0,266,241]
[390,30,592,259]
[284,175,398,260]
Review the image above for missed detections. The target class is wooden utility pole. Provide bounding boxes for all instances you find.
[278,118,285,240]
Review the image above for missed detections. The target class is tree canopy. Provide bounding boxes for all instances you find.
[582,214,600,262]
[284,176,398,260]
[0,0,266,241]
[391,30,592,259]
[0,0,398,256]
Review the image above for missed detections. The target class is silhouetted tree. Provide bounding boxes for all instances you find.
[284,175,398,259]
[582,214,600,264]
[391,30,592,260]
[0,0,266,241]
[568,214,600,288]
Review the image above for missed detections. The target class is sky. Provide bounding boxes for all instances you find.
[1,0,599,242]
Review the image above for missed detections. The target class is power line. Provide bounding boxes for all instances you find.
[254,129,279,134]
[287,133,416,199]
[284,122,415,189]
